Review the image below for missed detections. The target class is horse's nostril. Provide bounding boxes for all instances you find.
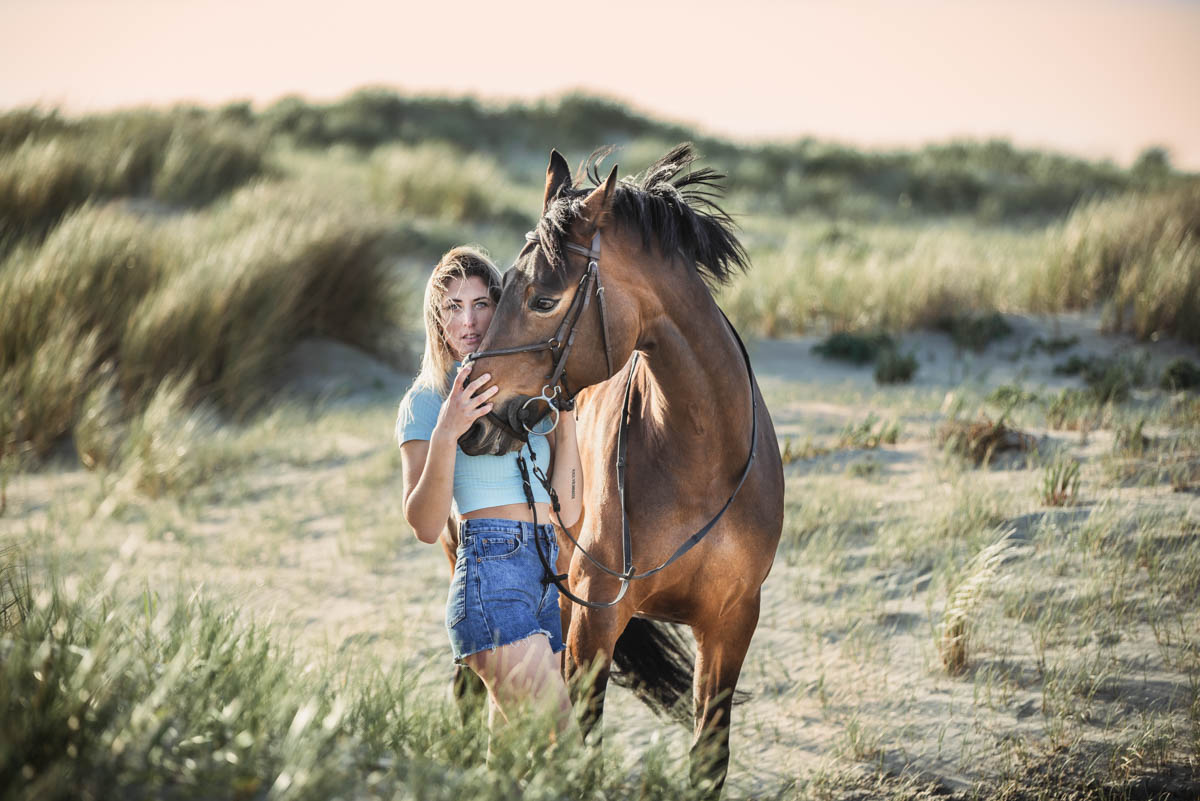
[460,421,481,449]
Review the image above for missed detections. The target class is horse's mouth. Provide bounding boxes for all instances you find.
[458,400,526,456]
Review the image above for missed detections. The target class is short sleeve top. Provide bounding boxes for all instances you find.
[395,378,553,514]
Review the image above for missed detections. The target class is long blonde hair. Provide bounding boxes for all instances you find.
[412,245,503,396]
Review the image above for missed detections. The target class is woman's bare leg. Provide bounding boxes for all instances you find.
[464,634,575,739]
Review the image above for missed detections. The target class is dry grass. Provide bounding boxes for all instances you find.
[1035,180,1200,344]
[0,185,402,462]
[937,415,1037,466]
[939,537,1014,674]
[0,109,265,244]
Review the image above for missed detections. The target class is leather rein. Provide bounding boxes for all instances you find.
[463,232,759,609]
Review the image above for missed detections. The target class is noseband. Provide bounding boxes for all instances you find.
[463,229,759,610]
[462,231,614,438]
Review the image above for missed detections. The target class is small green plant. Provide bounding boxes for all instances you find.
[847,457,881,478]
[936,311,1013,352]
[1113,418,1149,458]
[1041,454,1081,506]
[1046,387,1102,430]
[1053,355,1090,376]
[987,384,1039,407]
[0,545,29,632]
[1055,354,1147,403]
[812,331,895,365]
[837,414,900,450]
[874,346,918,384]
[779,435,830,464]
[1161,358,1200,391]
[1029,334,1079,355]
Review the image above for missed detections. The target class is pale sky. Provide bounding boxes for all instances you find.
[3,0,1198,168]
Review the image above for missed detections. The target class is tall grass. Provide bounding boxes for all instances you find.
[369,142,537,230]
[0,184,402,459]
[0,571,693,801]
[718,220,1050,335]
[1036,181,1200,344]
[0,108,266,246]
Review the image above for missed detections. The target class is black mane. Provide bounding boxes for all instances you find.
[534,144,749,290]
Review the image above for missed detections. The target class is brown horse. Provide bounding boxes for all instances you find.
[457,145,784,795]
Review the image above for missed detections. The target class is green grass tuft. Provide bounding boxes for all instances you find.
[874,347,918,384]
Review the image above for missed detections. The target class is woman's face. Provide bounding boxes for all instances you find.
[440,275,495,360]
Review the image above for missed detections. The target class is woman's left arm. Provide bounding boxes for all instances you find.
[549,411,583,528]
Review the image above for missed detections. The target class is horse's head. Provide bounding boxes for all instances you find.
[458,150,639,456]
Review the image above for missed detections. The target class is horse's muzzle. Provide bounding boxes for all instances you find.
[457,398,527,456]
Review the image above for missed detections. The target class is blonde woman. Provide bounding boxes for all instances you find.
[396,246,580,735]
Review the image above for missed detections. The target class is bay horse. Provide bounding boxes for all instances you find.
[456,144,784,795]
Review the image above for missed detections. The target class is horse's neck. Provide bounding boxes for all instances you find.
[634,283,752,463]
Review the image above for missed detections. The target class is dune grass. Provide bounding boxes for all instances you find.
[0,108,266,248]
[0,184,404,462]
[0,564,693,801]
[1035,181,1200,344]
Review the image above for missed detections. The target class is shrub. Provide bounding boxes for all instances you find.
[936,311,1012,351]
[1161,358,1200,391]
[938,415,1035,466]
[813,331,894,365]
[1054,353,1147,403]
[1029,334,1079,355]
[874,347,918,384]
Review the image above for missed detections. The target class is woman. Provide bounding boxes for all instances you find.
[396,246,581,736]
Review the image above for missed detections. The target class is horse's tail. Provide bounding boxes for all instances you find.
[610,618,753,727]
[610,617,696,726]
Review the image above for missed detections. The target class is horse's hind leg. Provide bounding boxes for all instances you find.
[690,591,761,799]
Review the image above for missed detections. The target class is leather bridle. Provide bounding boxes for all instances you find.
[462,229,759,609]
[463,232,613,437]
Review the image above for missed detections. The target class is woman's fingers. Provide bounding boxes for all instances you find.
[451,363,473,396]
[470,402,494,420]
[466,372,492,395]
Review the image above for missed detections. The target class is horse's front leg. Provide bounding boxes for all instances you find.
[564,600,626,743]
[689,591,760,799]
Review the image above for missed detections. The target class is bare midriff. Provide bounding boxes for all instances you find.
[460,501,557,525]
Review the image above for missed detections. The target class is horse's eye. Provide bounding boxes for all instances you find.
[530,296,558,313]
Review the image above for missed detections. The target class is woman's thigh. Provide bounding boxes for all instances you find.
[465,632,568,712]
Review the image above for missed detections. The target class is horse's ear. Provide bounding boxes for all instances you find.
[579,164,618,230]
[542,149,572,213]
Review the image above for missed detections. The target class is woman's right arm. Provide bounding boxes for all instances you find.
[400,365,496,544]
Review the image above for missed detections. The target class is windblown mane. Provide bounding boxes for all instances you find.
[534,144,749,290]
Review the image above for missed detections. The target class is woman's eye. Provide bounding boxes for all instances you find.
[530,297,558,312]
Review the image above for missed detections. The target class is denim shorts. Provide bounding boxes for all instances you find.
[446,518,565,663]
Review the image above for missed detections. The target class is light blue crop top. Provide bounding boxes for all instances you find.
[395,379,552,514]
